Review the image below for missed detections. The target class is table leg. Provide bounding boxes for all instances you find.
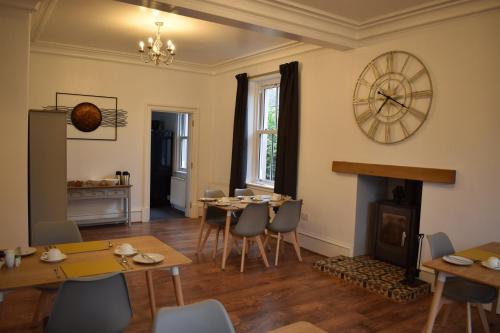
[0,292,4,319]
[196,204,208,253]
[127,189,131,227]
[170,267,184,306]
[422,271,446,333]
[221,211,232,270]
[145,271,156,318]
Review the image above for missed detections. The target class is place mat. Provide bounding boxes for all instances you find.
[55,240,109,254]
[60,258,123,278]
[454,249,500,262]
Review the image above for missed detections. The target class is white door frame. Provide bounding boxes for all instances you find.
[143,103,199,221]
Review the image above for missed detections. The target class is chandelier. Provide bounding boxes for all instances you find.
[138,22,176,66]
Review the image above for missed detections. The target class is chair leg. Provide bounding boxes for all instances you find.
[466,302,473,333]
[490,294,499,322]
[477,304,490,333]
[275,232,281,266]
[212,228,220,260]
[225,235,233,262]
[256,236,270,268]
[290,230,303,262]
[199,225,213,252]
[32,291,50,325]
[240,237,247,273]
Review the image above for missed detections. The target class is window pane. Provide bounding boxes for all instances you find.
[261,86,279,130]
[258,133,277,182]
[180,138,188,169]
[179,113,189,137]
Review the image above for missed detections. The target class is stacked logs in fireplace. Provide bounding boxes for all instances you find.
[373,181,424,285]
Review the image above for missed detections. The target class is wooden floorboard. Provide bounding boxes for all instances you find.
[0,218,495,332]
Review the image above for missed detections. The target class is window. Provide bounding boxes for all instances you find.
[248,77,280,186]
[176,113,189,172]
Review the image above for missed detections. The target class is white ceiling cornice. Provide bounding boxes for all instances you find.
[30,40,319,76]
[31,0,58,41]
[0,0,40,12]
[121,0,500,49]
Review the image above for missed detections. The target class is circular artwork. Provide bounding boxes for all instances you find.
[71,102,102,132]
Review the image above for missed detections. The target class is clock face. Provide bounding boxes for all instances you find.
[353,51,433,144]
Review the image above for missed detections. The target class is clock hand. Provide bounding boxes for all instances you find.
[377,96,389,114]
[378,91,408,109]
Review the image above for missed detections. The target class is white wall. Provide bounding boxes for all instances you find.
[29,53,212,221]
[208,10,500,261]
[0,6,31,248]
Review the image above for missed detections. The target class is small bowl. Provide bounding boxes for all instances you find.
[102,178,120,186]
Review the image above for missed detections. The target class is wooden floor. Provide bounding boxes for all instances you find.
[0,218,496,333]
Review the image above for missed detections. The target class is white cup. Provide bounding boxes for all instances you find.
[118,243,134,254]
[5,249,15,268]
[487,256,499,268]
[46,248,63,261]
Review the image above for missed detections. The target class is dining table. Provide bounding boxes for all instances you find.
[421,242,500,333]
[196,196,287,270]
[0,236,192,318]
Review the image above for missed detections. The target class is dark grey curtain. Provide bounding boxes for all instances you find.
[274,61,299,198]
[229,73,249,196]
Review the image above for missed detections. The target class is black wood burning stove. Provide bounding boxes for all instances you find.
[373,180,424,285]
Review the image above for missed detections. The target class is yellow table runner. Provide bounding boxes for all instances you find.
[60,258,124,278]
[454,249,500,262]
[55,240,109,254]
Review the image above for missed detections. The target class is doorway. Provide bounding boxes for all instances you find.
[150,111,190,221]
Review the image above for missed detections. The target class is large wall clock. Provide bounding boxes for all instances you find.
[353,51,433,144]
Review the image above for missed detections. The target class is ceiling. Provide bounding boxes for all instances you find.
[32,0,489,69]
[34,0,292,66]
[279,0,442,22]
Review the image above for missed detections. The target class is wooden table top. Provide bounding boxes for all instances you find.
[422,242,500,288]
[199,198,286,211]
[0,236,191,290]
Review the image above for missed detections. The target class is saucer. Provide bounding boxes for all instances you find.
[481,261,500,271]
[443,255,473,266]
[215,201,231,206]
[132,253,164,264]
[20,247,37,256]
[40,253,67,263]
[114,248,137,256]
[199,197,217,202]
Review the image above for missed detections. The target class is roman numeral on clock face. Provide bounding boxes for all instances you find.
[356,110,373,124]
[368,119,380,137]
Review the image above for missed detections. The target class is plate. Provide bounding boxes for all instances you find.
[443,255,473,266]
[215,202,231,206]
[199,197,217,202]
[114,248,137,256]
[253,195,271,200]
[132,253,164,264]
[20,247,37,256]
[481,261,500,271]
[40,253,67,263]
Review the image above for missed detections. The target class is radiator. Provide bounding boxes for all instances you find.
[170,176,186,211]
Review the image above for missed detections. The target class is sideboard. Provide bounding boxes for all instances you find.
[67,185,132,226]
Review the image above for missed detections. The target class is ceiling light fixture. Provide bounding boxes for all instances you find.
[138,22,176,66]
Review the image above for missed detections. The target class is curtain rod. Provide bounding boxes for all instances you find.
[248,70,279,79]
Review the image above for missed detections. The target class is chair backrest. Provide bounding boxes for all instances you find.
[204,189,225,198]
[232,203,269,237]
[270,200,303,233]
[152,299,235,333]
[45,273,132,333]
[31,220,83,246]
[234,188,254,197]
[203,189,226,220]
[427,232,455,259]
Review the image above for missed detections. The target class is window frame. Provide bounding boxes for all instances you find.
[247,75,280,188]
[175,113,189,173]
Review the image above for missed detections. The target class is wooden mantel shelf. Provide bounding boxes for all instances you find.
[332,161,456,184]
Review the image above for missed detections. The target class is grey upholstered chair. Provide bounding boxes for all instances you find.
[234,188,254,197]
[266,200,303,266]
[152,299,235,333]
[427,232,497,332]
[229,202,270,272]
[31,220,83,324]
[32,220,83,246]
[44,273,132,333]
[198,189,229,257]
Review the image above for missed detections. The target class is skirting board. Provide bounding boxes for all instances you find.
[297,230,351,257]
